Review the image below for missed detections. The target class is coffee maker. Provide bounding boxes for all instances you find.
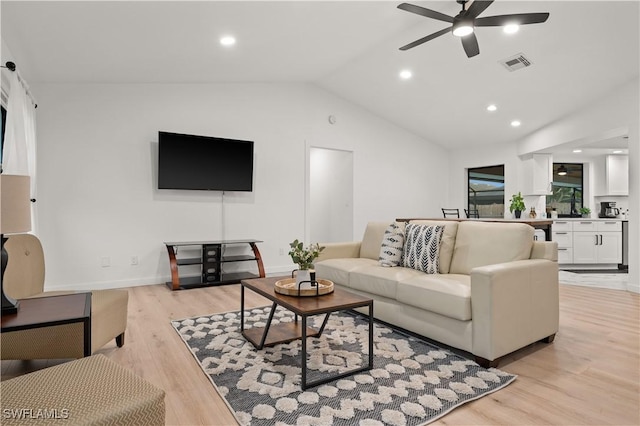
[600,201,620,218]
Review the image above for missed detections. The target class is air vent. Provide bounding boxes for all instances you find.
[499,53,532,72]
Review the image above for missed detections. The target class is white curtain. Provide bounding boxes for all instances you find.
[2,71,38,233]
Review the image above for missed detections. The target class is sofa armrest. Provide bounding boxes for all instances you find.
[316,242,361,262]
[531,241,558,261]
[470,259,559,361]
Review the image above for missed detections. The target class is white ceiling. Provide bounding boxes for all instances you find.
[2,1,638,150]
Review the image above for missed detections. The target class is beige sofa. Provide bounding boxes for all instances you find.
[314,220,559,367]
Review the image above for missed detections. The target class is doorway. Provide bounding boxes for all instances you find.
[309,147,353,243]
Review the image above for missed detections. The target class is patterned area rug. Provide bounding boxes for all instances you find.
[171,307,516,426]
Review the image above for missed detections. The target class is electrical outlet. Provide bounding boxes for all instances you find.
[279,248,284,256]
[101,257,110,267]
[130,256,139,266]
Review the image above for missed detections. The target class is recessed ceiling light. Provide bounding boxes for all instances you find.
[399,70,412,80]
[573,149,582,153]
[511,120,521,127]
[220,36,236,46]
[503,24,519,34]
[487,104,497,112]
[613,150,623,154]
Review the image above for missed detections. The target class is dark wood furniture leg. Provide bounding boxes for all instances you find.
[116,332,125,347]
[475,356,500,368]
[166,245,180,291]
[539,333,556,343]
[249,242,266,278]
[83,294,92,356]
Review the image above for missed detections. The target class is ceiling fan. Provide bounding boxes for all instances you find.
[398,0,549,58]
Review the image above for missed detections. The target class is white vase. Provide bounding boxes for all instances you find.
[295,269,312,289]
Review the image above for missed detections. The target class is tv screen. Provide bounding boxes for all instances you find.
[158,131,254,191]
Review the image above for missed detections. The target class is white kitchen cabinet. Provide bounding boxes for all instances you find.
[572,220,622,264]
[604,155,628,196]
[522,153,553,195]
[552,221,573,264]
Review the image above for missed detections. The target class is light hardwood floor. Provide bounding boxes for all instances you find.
[2,282,639,425]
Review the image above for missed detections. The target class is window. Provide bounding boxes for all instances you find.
[468,165,505,218]
[546,163,583,217]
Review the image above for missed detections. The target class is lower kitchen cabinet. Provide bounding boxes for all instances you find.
[553,220,622,265]
[573,231,621,264]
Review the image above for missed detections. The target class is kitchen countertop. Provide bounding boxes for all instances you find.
[553,218,627,222]
[396,217,553,225]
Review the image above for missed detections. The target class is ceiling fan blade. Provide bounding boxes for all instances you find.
[475,12,550,27]
[397,3,454,23]
[399,27,452,51]
[461,32,480,58]
[466,0,494,19]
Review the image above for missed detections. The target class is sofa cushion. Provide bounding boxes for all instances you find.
[378,222,406,267]
[397,274,471,321]
[409,220,458,274]
[315,258,378,287]
[449,221,534,275]
[360,222,390,260]
[350,266,425,300]
[403,224,444,274]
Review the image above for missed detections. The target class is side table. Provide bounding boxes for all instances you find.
[1,293,92,357]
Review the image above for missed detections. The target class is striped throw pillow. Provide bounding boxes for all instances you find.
[403,224,444,274]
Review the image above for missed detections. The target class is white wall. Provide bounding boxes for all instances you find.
[30,82,449,290]
[450,79,640,293]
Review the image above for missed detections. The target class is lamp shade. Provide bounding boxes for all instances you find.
[557,165,568,176]
[0,174,32,234]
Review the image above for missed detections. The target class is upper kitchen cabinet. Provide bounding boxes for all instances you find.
[522,153,553,195]
[600,155,629,196]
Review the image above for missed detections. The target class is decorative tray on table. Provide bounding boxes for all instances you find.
[274,278,334,297]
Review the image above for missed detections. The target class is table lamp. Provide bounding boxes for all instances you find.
[1,174,31,315]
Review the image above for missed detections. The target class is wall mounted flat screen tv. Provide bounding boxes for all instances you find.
[158,131,254,191]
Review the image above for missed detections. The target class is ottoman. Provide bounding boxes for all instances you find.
[0,354,165,425]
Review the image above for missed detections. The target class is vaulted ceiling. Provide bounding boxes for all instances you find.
[2,1,638,150]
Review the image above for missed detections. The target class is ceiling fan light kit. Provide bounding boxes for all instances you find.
[452,19,474,37]
[398,0,549,58]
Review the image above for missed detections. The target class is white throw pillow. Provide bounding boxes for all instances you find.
[378,222,406,267]
[403,224,444,274]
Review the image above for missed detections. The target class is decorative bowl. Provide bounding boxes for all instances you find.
[274,277,334,297]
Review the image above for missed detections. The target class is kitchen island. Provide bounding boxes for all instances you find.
[396,217,553,241]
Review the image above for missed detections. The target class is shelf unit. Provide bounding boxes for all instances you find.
[164,239,265,290]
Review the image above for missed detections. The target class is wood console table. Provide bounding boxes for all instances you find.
[396,218,553,241]
[164,240,265,290]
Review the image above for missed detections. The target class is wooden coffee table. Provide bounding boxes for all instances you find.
[241,276,374,390]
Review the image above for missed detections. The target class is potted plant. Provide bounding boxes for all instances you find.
[289,239,325,286]
[509,192,526,219]
[579,207,591,218]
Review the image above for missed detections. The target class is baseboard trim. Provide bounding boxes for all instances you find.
[44,266,295,292]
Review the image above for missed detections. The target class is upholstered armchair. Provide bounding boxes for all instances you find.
[1,234,128,360]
